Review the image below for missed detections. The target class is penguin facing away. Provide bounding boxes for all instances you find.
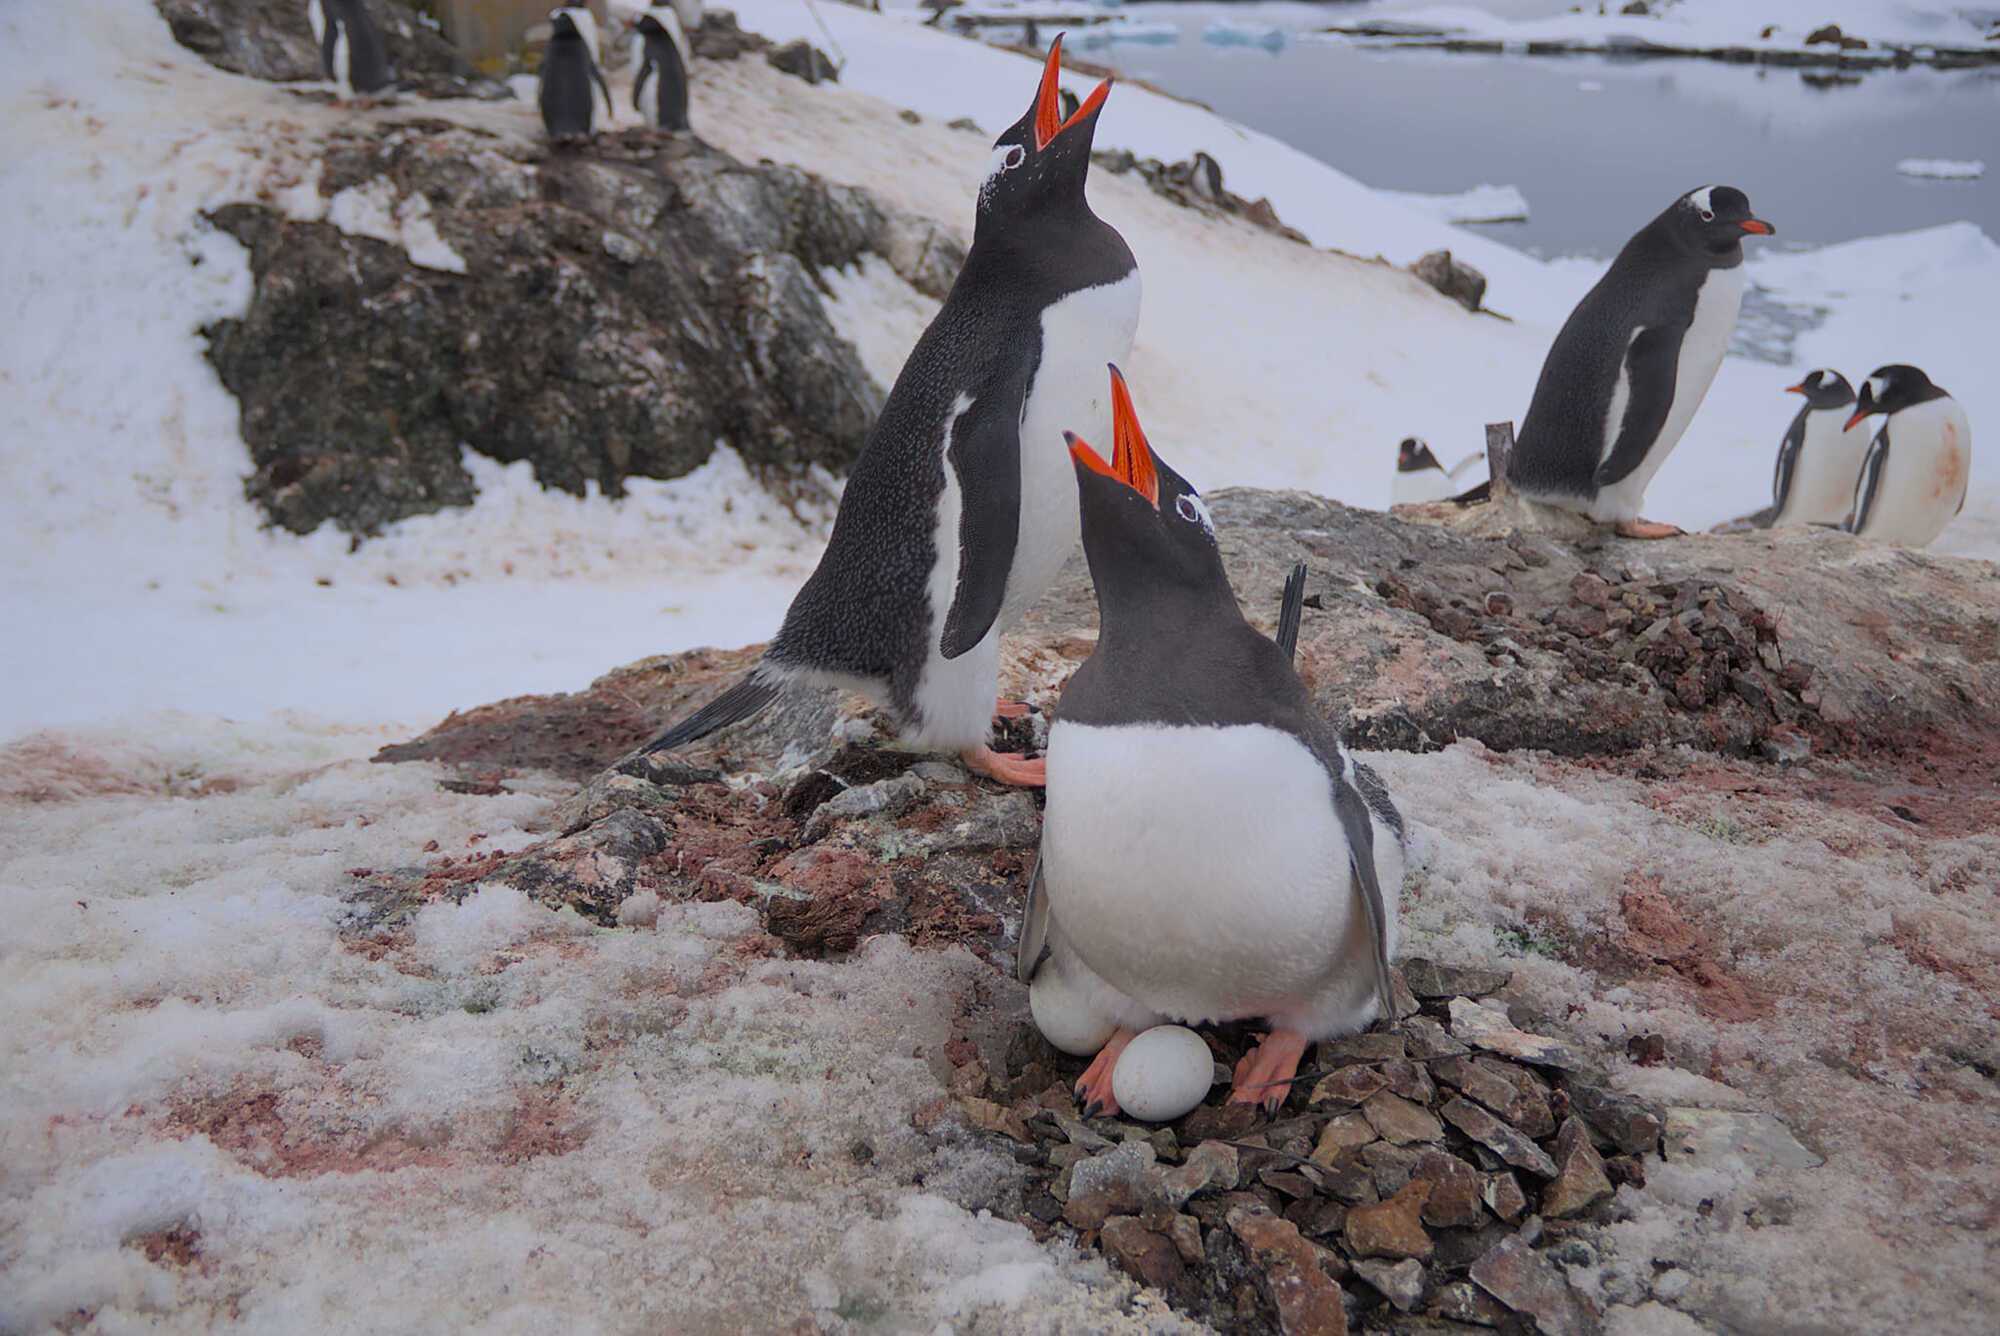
[1508,186,1774,538]
[307,0,391,101]
[1769,369,1866,529]
[1843,365,1972,548]
[1019,367,1402,1116]
[540,10,616,139]
[1391,436,1482,507]
[640,39,1138,787]
[633,12,692,132]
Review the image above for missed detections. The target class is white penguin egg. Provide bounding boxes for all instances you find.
[1110,1025,1215,1123]
[1029,979,1117,1057]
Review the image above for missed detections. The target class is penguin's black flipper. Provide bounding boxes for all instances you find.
[1450,478,1492,506]
[640,674,780,755]
[939,377,1029,660]
[633,54,655,115]
[1772,409,1807,511]
[1594,325,1683,488]
[1848,432,1890,534]
[319,18,340,82]
[1276,562,1307,664]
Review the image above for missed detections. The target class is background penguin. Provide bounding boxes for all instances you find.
[1018,367,1401,1116]
[640,39,1136,787]
[1391,436,1481,506]
[540,10,615,139]
[632,10,692,132]
[1769,369,1867,528]
[1844,365,1972,548]
[307,0,390,103]
[1508,186,1774,538]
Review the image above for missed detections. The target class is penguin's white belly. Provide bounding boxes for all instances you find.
[1855,400,1972,547]
[308,0,327,49]
[1775,411,1870,527]
[332,27,352,98]
[1042,721,1384,1035]
[1592,264,1744,522]
[1392,470,1452,507]
[1001,270,1142,629]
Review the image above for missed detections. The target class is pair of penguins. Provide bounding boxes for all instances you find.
[542,5,695,139]
[1765,366,1969,545]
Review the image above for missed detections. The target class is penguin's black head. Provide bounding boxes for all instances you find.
[1067,366,1231,614]
[1671,186,1774,259]
[978,37,1112,232]
[1396,438,1442,474]
[1847,364,1946,430]
[550,11,583,41]
[1784,369,1856,412]
[635,14,668,39]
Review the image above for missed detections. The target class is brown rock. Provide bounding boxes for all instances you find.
[1542,1118,1614,1219]
[1313,1112,1378,1163]
[1412,1150,1486,1228]
[1345,1179,1434,1260]
[1401,957,1513,999]
[1320,1032,1408,1065]
[1363,1141,1425,1196]
[1411,249,1487,312]
[1364,1091,1446,1145]
[1564,1079,1663,1155]
[1404,1017,1472,1060]
[1483,1172,1528,1222]
[1441,1098,1559,1179]
[1470,1233,1599,1335]
[1380,1058,1438,1103]
[1312,1065,1391,1107]
[1099,1216,1186,1294]
[1168,1213,1204,1263]
[1434,1279,1513,1326]
[1353,1256,1428,1312]
[1229,1207,1351,1336]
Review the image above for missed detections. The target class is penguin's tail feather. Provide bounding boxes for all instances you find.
[640,673,780,756]
[1449,479,1492,506]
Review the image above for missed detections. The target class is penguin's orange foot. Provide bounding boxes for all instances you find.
[1229,1029,1312,1114]
[1073,1027,1140,1119]
[993,698,1034,720]
[1614,517,1685,540]
[961,745,1045,787]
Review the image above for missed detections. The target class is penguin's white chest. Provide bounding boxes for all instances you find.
[1392,469,1451,507]
[1003,270,1142,627]
[1856,399,1973,546]
[1776,410,1870,527]
[1593,264,1744,521]
[1042,721,1377,1030]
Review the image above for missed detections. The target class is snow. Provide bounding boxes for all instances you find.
[1350,0,1997,54]
[1202,18,1289,50]
[1896,157,1986,180]
[1382,182,1532,225]
[316,177,469,273]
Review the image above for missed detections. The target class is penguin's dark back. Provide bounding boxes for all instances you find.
[342,0,391,92]
[1509,216,1709,497]
[540,37,596,133]
[642,30,690,131]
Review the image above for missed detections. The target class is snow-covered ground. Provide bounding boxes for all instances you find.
[1382,182,1533,224]
[1327,0,1999,53]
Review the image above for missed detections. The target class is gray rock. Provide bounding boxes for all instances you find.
[801,773,927,842]
[1411,249,1487,312]
[1449,999,1585,1069]
[1353,1256,1428,1312]
[1469,1232,1600,1335]
[1662,1108,1824,1173]
[155,0,505,97]
[767,39,839,84]
[1563,1078,1663,1156]
[1440,1099,1559,1179]
[1401,957,1512,999]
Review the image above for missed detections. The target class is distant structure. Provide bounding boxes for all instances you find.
[431,0,610,66]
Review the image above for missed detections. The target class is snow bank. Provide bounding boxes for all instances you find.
[1356,0,1996,55]
[1382,182,1532,225]
[1896,157,1985,181]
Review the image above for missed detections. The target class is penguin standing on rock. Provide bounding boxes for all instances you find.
[1508,186,1774,538]
[641,39,1137,786]
[540,10,615,140]
[1391,437,1481,507]
[1019,367,1404,1116]
[632,10,692,132]
[307,0,390,103]
[1768,370,1866,528]
[1843,365,1972,548]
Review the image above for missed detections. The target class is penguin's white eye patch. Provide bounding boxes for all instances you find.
[1175,493,1215,537]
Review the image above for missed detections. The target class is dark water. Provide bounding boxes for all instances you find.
[1070,4,2000,256]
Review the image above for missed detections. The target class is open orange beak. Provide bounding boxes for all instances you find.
[1033,36,1112,151]
[1739,218,1774,235]
[1066,366,1160,507]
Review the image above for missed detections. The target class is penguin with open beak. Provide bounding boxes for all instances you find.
[1018,368,1404,1115]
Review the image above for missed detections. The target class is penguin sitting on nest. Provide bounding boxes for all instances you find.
[1018,367,1405,1116]
[640,38,1138,786]
[540,10,615,140]
[307,0,391,105]
[1508,186,1774,538]
[1391,437,1482,507]
[1843,365,1972,548]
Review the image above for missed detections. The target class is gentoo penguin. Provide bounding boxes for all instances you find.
[1768,370,1867,528]
[1843,365,1972,548]
[540,10,615,139]
[1018,368,1403,1116]
[1508,186,1774,538]
[641,39,1137,786]
[633,11,692,132]
[307,0,390,102]
[1391,437,1482,507]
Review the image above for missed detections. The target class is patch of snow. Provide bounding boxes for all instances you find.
[1074,18,1181,48]
[1202,18,1288,50]
[1895,157,1985,180]
[1381,182,1531,225]
[1359,1,1995,54]
[319,177,469,273]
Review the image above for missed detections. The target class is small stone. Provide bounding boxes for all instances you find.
[1652,1267,1691,1301]
[765,38,838,84]
[1433,1057,1527,1123]
[1064,1142,1157,1229]
[1411,249,1487,312]
[1345,1179,1434,1260]
[1364,1091,1445,1145]
[1316,1153,1381,1205]
[946,116,982,133]
[1353,1257,1428,1312]
[1314,1112,1378,1163]
[1363,1141,1425,1196]
[1229,1208,1352,1335]
[1380,1058,1438,1103]
[1482,1173,1528,1222]
[1288,1197,1349,1240]
[1448,999,1584,1069]
[1182,1101,1262,1142]
[1168,1212,1204,1262]
[1412,1150,1486,1228]
[1760,724,1812,765]
[1161,1139,1240,1207]
[1663,1108,1823,1172]
[1441,1098,1558,1179]
[1542,1119,1613,1218]
[1564,1079,1662,1156]
[1320,1032,1408,1065]
[1261,1169,1317,1200]
[1469,1233,1596,1336]
[1435,1279,1511,1326]
[1404,1017,1472,1060]
[1545,1238,1597,1269]
[1402,958,1513,1000]
[897,108,921,124]
[1312,1064,1390,1107]
[1100,1216,1185,1294]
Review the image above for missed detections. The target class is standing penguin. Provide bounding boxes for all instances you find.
[1019,368,1403,1116]
[1843,365,1972,548]
[632,10,692,132]
[1768,369,1867,528]
[641,40,1136,786]
[1508,186,1774,538]
[540,9,615,139]
[1391,437,1481,507]
[307,0,391,102]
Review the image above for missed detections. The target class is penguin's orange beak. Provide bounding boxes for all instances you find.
[1785,382,1807,395]
[1033,37,1112,151]
[1067,366,1159,508]
[1844,407,1874,432]
[1739,218,1774,235]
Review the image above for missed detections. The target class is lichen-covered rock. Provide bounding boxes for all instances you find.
[155,0,504,97]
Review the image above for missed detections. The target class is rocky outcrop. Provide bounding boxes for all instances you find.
[155,0,505,97]
[205,123,964,534]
